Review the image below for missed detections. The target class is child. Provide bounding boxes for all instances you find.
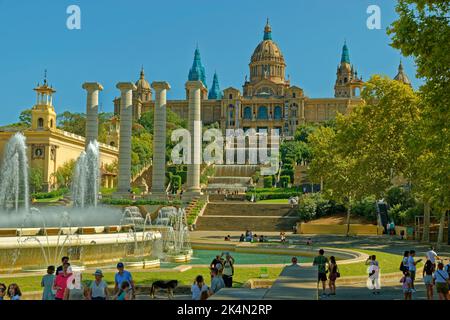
[400,271,412,300]
[41,265,56,300]
[115,282,132,300]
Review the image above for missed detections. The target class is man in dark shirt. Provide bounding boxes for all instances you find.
[56,256,69,275]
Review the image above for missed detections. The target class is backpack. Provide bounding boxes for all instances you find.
[399,261,407,272]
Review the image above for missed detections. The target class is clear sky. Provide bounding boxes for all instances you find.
[0,0,421,126]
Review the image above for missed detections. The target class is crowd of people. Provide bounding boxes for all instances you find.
[190,252,236,300]
[311,245,450,300]
[238,230,269,243]
[0,257,136,301]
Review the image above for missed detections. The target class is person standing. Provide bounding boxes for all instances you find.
[88,269,108,300]
[366,255,381,295]
[313,249,329,297]
[210,268,225,295]
[0,283,6,301]
[115,282,133,300]
[426,246,439,271]
[56,256,69,275]
[328,256,339,296]
[400,271,413,300]
[191,275,209,300]
[41,265,56,300]
[401,251,409,273]
[114,262,135,296]
[433,262,449,300]
[64,272,86,300]
[6,283,21,300]
[53,262,72,300]
[222,254,235,288]
[423,259,434,300]
[407,250,422,292]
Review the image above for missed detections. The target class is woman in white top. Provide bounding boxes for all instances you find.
[365,255,381,294]
[191,275,209,300]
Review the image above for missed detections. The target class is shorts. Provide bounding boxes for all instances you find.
[410,271,416,281]
[403,288,412,294]
[423,275,433,286]
[436,283,449,295]
[318,272,327,282]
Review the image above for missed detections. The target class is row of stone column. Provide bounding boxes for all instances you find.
[81,80,205,199]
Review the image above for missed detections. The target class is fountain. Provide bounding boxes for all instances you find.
[149,206,192,262]
[72,141,100,208]
[0,134,162,272]
[0,132,29,213]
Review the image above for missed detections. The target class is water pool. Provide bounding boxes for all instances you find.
[160,249,313,268]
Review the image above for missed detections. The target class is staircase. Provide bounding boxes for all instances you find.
[194,202,299,232]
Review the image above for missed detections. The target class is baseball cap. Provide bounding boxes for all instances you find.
[117,262,124,268]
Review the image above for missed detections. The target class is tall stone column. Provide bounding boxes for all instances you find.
[184,80,205,198]
[115,82,137,196]
[82,82,103,148]
[150,81,171,198]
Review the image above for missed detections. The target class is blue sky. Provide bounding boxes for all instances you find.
[0,0,421,125]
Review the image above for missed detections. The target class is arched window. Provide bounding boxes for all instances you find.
[257,106,268,120]
[110,141,115,147]
[353,87,361,97]
[229,93,233,99]
[293,92,296,98]
[274,106,282,120]
[243,107,252,120]
[50,119,53,128]
[38,118,44,128]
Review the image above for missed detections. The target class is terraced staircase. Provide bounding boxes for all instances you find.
[194,202,299,232]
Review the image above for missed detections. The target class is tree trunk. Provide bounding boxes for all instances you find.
[436,210,446,248]
[346,203,351,237]
[422,201,431,242]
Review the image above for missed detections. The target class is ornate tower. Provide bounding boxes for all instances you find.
[31,72,57,131]
[208,71,223,99]
[334,42,364,98]
[187,46,208,99]
[394,61,412,86]
[106,115,120,148]
[243,19,289,97]
[133,67,151,120]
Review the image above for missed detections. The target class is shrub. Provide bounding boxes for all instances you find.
[263,176,273,188]
[280,175,290,188]
[298,195,317,222]
[32,188,69,199]
[351,196,377,220]
[171,175,181,193]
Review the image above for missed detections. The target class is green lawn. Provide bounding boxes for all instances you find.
[337,249,422,276]
[257,199,290,204]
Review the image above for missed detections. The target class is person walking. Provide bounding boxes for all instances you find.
[328,256,339,296]
[88,269,108,300]
[313,249,329,297]
[400,270,413,300]
[407,250,422,292]
[423,259,434,300]
[114,262,135,297]
[6,283,22,300]
[0,283,6,301]
[433,262,449,300]
[53,262,71,300]
[366,255,381,295]
[400,251,409,273]
[41,265,56,300]
[426,246,439,270]
[222,254,235,288]
[191,275,209,300]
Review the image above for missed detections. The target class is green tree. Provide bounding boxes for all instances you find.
[52,160,76,188]
[19,109,32,126]
[29,166,43,193]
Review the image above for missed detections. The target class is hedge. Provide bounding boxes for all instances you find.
[263,176,273,188]
[280,175,290,188]
[32,188,69,199]
[101,198,182,206]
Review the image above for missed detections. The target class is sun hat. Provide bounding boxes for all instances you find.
[93,269,103,277]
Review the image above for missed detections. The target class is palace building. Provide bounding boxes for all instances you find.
[113,20,384,136]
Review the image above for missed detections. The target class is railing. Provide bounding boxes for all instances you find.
[55,129,119,151]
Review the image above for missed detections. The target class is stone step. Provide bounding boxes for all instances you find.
[203,203,297,217]
[194,216,299,232]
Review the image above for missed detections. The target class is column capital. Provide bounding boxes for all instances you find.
[116,82,137,91]
[185,80,205,91]
[82,82,103,91]
[151,81,171,91]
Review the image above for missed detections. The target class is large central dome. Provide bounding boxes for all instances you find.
[249,20,286,84]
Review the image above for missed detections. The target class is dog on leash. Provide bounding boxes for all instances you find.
[150,280,178,299]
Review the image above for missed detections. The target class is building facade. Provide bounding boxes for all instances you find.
[0,80,118,192]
